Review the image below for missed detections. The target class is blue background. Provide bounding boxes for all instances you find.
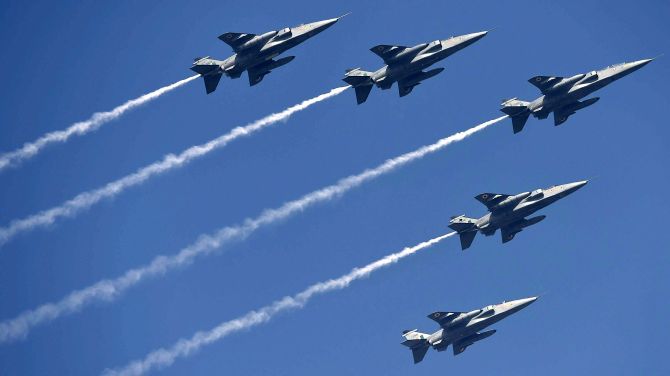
[0,0,668,374]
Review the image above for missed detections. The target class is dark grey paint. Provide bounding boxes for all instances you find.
[500,59,653,133]
[342,31,488,104]
[190,15,346,94]
[449,180,588,250]
[401,297,538,363]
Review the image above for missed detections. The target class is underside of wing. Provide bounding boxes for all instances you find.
[218,32,256,52]
[500,226,521,243]
[247,65,271,86]
[528,75,564,94]
[370,44,408,63]
[397,79,418,97]
[553,107,575,126]
[452,342,468,356]
[474,193,511,210]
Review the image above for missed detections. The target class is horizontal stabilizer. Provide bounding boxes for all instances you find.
[190,57,221,76]
[354,84,374,104]
[342,68,374,86]
[203,73,223,94]
[411,344,430,364]
[343,68,374,104]
[448,215,477,232]
[401,330,431,364]
[511,113,530,134]
[500,98,530,115]
[458,231,477,250]
[448,215,478,250]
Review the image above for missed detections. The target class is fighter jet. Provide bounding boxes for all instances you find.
[191,15,347,94]
[401,297,538,363]
[449,180,588,250]
[342,31,488,104]
[500,58,654,133]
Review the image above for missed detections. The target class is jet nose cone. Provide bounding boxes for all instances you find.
[574,180,589,189]
[558,180,589,195]
[514,296,539,309]
[633,58,654,68]
[621,58,654,73]
[466,31,489,41]
[318,13,349,28]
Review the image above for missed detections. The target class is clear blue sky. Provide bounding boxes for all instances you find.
[1,0,668,374]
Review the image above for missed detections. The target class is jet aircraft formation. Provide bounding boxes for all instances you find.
[188,14,653,366]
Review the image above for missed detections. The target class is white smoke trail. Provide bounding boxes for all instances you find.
[0,86,350,246]
[0,115,506,344]
[102,232,455,376]
[0,75,200,172]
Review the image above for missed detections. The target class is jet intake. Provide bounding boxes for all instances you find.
[565,97,600,112]
[264,56,295,70]
[511,215,546,232]
[460,329,496,347]
[403,68,445,87]
[489,192,531,211]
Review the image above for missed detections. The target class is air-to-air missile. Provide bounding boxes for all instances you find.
[401,297,538,363]
[191,14,348,94]
[500,58,654,133]
[449,180,588,250]
[342,31,488,104]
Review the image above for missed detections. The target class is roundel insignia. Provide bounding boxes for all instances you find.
[433,313,440,318]
[226,34,233,39]
[376,46,384,52]
[535,77,542,82]
[482,194,489,199]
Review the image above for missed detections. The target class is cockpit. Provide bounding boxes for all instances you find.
[527,189,544,201]
[274,27,292,40]
[580,70,599,84]
[476,306,495,319]
[424,40,442,53]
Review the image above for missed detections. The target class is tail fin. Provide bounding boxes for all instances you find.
[191,57,224,94]
[448,215,478,250]
[500,98,531,133]
[343,68,374,104]
[401,330,431,364]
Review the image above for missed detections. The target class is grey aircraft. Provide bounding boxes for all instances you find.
[342,31,488,104]
[191,15,347,94]
[500,58,654,133]
[401,297,538,363]
[449,180,588,250]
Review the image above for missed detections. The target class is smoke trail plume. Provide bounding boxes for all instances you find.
[0,116,506,344]
[102,232,455,376]
[0,75,199,172]
[0,86,350,246]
